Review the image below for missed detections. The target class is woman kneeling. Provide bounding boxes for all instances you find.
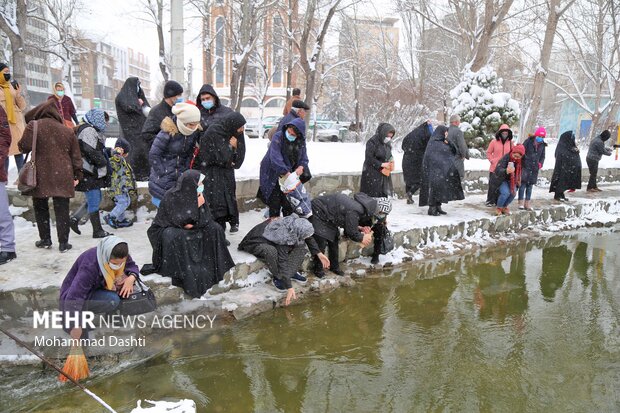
[494,144,525,215]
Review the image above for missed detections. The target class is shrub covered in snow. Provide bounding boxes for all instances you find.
[450,66,520,149]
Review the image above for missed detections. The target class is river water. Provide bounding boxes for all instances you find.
[7,228,620,412]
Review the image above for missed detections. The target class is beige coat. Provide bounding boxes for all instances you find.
[0,84,26,155]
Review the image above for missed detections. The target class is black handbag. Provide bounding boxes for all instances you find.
[378,229,395,255]
[118,275,157,315]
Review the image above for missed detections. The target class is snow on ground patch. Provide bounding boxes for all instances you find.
[131,399,196,413]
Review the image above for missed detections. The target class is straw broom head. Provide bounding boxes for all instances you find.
[59,346,90,382]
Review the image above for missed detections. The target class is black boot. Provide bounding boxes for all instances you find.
[90,212,112,239]
[370,254,379,264]
[69,217,81,235]
[436,204,447,215]
[406,192,414,205]
[428,206,439,216]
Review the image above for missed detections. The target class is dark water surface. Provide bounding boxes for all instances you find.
[8,229,620,412]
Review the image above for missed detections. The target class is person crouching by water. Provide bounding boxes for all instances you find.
[60,236,139,339]
[239,215,329,306]
[419,125,465,216]
[142,170,234,298]
[494,144,525,215]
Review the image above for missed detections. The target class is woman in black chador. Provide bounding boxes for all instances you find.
[419,125,464,215]
[143,170,234,298]
[549,130,581,202]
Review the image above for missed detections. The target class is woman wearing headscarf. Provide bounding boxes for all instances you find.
[143,170,235,298]
[195,111,246,232]
[239,215,323,306]
[419,125,464,216]
[258,117,310,218]
[0,63,26,173]
[402,121,433,204]
[485,124,513,206]
[360,123,396,198]
[518,127,546,210]
[115,77,151,179]
[494,144,525,215]
[59,236,140,339]
[48,81,78,128]
[148,102,201,207]
[550,131,581,202]
[70,108,112,239]
[19,100,82,253]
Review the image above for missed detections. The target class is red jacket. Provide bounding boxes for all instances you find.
[486,138,513,173]
[0,105,11,183]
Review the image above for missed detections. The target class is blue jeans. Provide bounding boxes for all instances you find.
[85,189,102,214]
[497,181,516,208]
[83,289,120,314]
[110,194,130,221]
[151,197,161,208]
[4,154,24,175]
[518,184,533,201]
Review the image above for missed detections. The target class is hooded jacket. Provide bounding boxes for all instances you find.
[195,84,233,130]
[486,127,513,173]
[310,192,377,242]
[360,123,395,197]
[586,132,613,162]
[148,116,201,200]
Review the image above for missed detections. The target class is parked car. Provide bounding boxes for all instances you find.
[76,110,121,139]
[244,118,260,138]
[311,121,349,142]
[244,116,282,139]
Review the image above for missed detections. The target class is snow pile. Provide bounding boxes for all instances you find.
[131,399,196,413]
[450,66,520,148]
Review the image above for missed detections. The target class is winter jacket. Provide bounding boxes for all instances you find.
[586,134,612,162]
[75,123,110,192]
[259,117,309,201]
[283,94,301,116]
[59,247,139,315]
[486,129,513,172]
[109,153,136,197]
[277,109,300,132]
[447,124,469,178]
[115,77,150,180]
[360,123,395,197]
[310,192,377,242]
[0,105,11,183]
[47,94,77,124]
[494,153,521,183]
[521,136,546,185]
[402,121,433,189]
[148,116,200,200]
[0,81,26,156]
[550,131,582,193]
[19,100,82,198]
[195,84,233,130]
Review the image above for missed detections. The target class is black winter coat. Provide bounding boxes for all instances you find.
[402,121,432,189]
[419,125,464,206]
[521,136,546,185]
[360,123,395,197]
[140,99,174,179]
[196,112,247,221]
[550,131,582,193]
[195,84,234,130]
[75,123,110,192]
[115,77,150,180]
[310,193,377,242]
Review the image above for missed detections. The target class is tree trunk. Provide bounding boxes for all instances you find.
[0,0,29,105]
[157,0,169,81]
[470,0,514,72]
[203,16,213,84]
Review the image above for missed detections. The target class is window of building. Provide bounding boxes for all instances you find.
[266,97,285,108]
[241,98,258,107]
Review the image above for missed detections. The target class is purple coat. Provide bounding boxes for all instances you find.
[259,117,309,201]
[59,247,139,314]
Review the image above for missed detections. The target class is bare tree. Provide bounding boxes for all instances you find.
[188,0,214,84]
[136,0,169,81]
[0,0,29,103]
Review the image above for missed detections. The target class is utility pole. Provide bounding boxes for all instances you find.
[187,58,193,99]
[170,0,185,83]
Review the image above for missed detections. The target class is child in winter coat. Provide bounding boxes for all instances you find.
[105,138,136,228]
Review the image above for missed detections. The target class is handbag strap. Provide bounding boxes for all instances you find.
[131,272,149,291]
[25,120,38,163]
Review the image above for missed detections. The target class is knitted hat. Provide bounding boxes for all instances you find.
[600,130,611,141]
[114,138,131,153]
[374,197,393,215]
[511,144,526,156]
[534,127,546,138]
[172,102,200,124]
[163,80,184,98]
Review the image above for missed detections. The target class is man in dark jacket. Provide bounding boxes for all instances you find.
[239,215,329,305]
[115,77,150,181]
[195,84,233,130]
[402,120,433,204]
[0,105,15,264]
[586,129,613,192]
[310,193,390,276]
[447,114,469,181]
[139,80,184,181]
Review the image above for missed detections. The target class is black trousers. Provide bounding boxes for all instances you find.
[267,185,293,218]
[587,158,599,190]
[313,234,341,272]
[244,242,306,288]
[486,172,501,204]
[33,197,70,244]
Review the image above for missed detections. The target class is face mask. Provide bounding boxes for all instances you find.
[109,261,124,271]
[201,100,214,110]
[57,90,65,97]
[501,132,509,139]
[175,97,184,104]
[384,137,391,144]
[197,184,204,193]
[3,73,10,82]
[285,131,296,142]
[536,137,544,143]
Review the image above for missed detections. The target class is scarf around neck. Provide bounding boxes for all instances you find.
[0,77,16,124]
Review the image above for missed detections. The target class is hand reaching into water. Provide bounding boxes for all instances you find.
[285,288,296,306]
[317,252,330,269]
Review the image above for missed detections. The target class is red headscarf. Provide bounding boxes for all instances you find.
[510,144,525,195]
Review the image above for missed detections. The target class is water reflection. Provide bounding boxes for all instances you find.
[540,245,571,301]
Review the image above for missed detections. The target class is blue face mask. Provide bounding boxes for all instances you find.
[285,131,296,142]
[175,97,184,104]
[201,100,214,110]
[197,185,204,194]
[536,137,544,143]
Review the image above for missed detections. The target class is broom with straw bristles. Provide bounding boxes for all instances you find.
[58,344,90,382]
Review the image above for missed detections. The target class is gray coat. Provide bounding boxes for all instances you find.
[447,125,469,179]
[586,135,612,162]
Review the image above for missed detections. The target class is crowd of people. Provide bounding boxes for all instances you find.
[0,69,618,326]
